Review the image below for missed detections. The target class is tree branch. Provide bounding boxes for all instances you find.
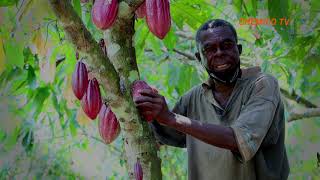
[280,88,318,108]
[173,48,196,60]
[288,108,320,122]
[48,0,122,106]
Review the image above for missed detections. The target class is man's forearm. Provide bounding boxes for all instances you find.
[163,112,239,152]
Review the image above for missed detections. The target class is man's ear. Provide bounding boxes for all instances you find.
[237,44,242,55]
[195,52,201,62]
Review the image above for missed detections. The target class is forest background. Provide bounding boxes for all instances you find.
[0,0,319,179]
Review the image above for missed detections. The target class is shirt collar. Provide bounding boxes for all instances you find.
[201,66,262,89]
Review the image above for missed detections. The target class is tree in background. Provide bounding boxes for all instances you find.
[0,0,319,179]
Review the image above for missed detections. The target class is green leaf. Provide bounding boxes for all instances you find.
[148,35,162,56]
[69,119,78,137]
[163,27,177,51]
[72,0,82,18]
[3,126,21,151]
[3,38,24,68]
[21,129,34,154]
[0,0,19,7]
[268,0,291,42]
[134,21,149,56]
[28,87,50,120]
[261,60,270,73]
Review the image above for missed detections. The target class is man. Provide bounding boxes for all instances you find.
[134,19,289,180]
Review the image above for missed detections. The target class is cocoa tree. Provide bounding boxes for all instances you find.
[48,0,165,179]
[1,0,320,179]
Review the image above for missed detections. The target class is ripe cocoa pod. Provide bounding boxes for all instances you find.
[92,0,118,30]
[81,78,102,120]
[132,80,152,98]
[131,80,157,122]
[72,61,89,100]
[146,0,171,39]
[135,1,146,18]
[134,159,143,180]
[98,103,120,144]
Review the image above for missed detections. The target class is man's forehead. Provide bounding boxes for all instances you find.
[198,26,236,43]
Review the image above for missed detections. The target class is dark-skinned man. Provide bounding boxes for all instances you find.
[134,19,289,180]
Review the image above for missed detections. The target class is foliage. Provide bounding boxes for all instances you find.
[0,0,319,179]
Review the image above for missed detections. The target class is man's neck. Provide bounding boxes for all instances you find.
[213,80,236,94]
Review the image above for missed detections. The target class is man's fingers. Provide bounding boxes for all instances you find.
[134,96,162,104]
[138,89,160,97]
[136,102,162,111]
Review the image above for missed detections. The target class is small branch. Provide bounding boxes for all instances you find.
[55,55,65,67]
[288,108,320,122]
[280,88,318,108]
[175,31,193,40]
[173,48,196,60]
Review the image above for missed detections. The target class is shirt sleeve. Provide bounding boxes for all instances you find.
[149,96,187,148]
[230,75,280,162]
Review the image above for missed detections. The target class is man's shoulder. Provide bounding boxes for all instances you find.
[242,67,279,88]
[251,72,279,89]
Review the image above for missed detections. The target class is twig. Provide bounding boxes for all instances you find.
[173,48,196,60]
[288,108,320,122]
[280,88,318,108]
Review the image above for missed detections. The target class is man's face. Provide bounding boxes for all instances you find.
[197,26,240,77]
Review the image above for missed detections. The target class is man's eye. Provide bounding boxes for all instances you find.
[222,42,234,49]
[204,46,217,54]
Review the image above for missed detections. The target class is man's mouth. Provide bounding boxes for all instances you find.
[215,64,231,71]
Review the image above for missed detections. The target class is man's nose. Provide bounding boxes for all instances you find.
[215,47,223,56]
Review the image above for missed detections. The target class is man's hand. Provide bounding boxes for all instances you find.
[133,89,174,125]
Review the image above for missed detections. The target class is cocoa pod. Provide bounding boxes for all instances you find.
[134,159,143,180]
[92,0,118,30]
[135,1,146,18]
[72,61,89,100]
[81,78,102,120]
[146,0,171,39]
[98,103,120,144]
[131,80,157,122]
[132,80,152,98]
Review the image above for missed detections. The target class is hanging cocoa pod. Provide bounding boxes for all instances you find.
[131,80,158,122]
[72,61,89,100]
[146,0,171,39]
[98,103,121,144]
[134,159,143,180]
[135,1,146,18]
[92,0,118,30]
[81,78,102,120]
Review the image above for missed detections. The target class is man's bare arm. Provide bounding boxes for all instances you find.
[134,89,239,153]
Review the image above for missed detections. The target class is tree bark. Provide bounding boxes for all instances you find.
[48,0,162,179]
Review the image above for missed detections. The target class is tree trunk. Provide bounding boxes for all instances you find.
[48,0,162,179]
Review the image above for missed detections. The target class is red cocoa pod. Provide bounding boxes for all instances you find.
[146,0,171,39]
[72,61,89,100]
[92,0,118,30]
[98,103,120,144]
[81,78,102,120]
[134,159,143,180]
[131,80,157,122]
[131,80,152,98]
[135,1,146,18]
